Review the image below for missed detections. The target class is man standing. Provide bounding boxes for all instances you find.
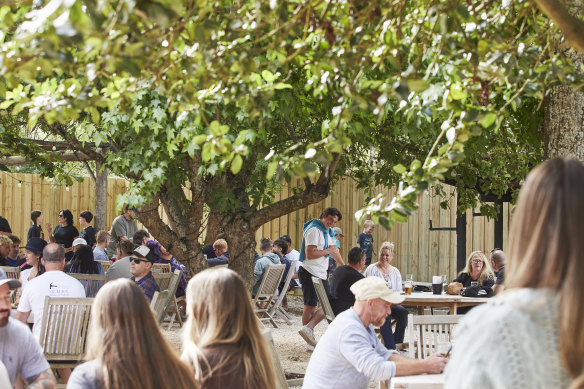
[297,207,345,349]
[330,247,366,315]
[303,277,447,389]
[78,211,96,247]
[490,249,507,294]
[93,230,111,261]
[106,205,138,258]
[16,244,86,383]
[129,245,159,302]
[0,275,56,388]
[280,234,301,287]
[106,239,135,281]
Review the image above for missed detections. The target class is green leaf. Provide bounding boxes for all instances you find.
[407,79,430,93]
[393,164,407,174]
[261,70,276,82]
[230,154,243,174]
[201,142,214,162]
[480,113,497,128]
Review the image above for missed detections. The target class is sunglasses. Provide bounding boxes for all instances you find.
[130,257,149,264]
[58,214,64,217]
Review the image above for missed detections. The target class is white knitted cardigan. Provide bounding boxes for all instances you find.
[444,288,572,389]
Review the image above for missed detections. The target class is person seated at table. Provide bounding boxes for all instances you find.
[68,279,198,389]
[66,244,105,275]
[365,242,408,349]
[490,249,506,295]
[330,247,366,315]
[303,277,447,389]
[452,251,495,313]
[445,158,584,388]
[181,267,276,388]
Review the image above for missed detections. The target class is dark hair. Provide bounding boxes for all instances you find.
[279,235,292,245]
[322,207,342,221]
[79,210,93,223]
[259,238,273,252]
[60,209,74,226]
[348,247,365,265]
[133,230,150,246]
[273,239,288,255]
[43,243,65,263]
[117,240,135,256]
[31,210,42,225]
[68,244,101,274]
[8,235,20,245]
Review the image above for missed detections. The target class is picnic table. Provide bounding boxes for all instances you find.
[389,373,444,388]
[401,292,488,314]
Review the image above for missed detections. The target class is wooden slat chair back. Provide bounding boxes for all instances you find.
[152,272,173,291]
[252,264,285,328]
[38,297,94,368]
[407,314,461,359]
[262,329,303,389]
[0,266,20,280]
[163,269,183,329]
[267,260,296,325]
[152,263,172,274]
[70,274,107,298]
[312,276,335,323]
[150,290,171,325]
[96,261,111,273]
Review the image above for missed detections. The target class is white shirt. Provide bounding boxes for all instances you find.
[365,264,403,293]
[300,227,329,279]
[18,269,36,324]
[17,270,86,340]
[287,249,301,285]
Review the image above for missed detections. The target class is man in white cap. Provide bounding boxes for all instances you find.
[0,273,56,388]
[71,237,87,253]
[302,277,447,389]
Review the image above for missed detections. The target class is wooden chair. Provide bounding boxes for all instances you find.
[152,263,171,274]
[96,260,111,272]
[163,269,183,329]
[38,297,94,368]
[267,260,297,325]
[262,329,303,389]
[407,313,461,359]
[70,274,107,298]
[0,265,20,280]
[312,276,335,324]
[152,272,173,290]
[150,289,171,325]
[252,264,285,328]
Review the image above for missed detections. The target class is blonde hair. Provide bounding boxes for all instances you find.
[0,235,11,246]
[379,241,394,254]
[86,279,198,389]
[212,238,228,251]
[507,158,584,388]
[459,251,495,285]
[182,268,276,388]
[363,220,375,228]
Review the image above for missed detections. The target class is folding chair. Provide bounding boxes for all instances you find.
[407,313,461,359]
[262,329,303,389]
[150,289,171,325]
[95,260,111,272]
[0,266,20,280]
[70,274,107,298]
[268,260,297,325]
[311,276,335,323]
[152,263,171,274]
[152,272,173,290]
[38,297,94,369]
[252,264,285,328]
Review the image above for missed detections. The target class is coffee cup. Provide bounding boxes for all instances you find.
[432,276,442,295]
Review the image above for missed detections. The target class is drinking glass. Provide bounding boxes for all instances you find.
[406,274,414,283]
[436,342,452,358]
[441,275,448,293]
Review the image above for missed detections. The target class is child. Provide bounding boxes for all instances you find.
[6,235,25,267]
[356,220,375,266]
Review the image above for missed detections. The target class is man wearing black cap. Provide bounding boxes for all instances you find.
[129,245,159,302]
[0,273,56,388]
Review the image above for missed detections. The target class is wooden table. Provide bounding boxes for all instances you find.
[389,373,444,388]
[401,292,487,314]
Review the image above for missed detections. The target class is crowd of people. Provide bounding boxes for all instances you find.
[0,158,582,388]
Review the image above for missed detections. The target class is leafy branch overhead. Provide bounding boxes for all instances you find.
[1,0,581,229]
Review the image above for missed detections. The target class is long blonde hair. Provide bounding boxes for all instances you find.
[507,158,584,388]
[459,250,495,286]
[86,279,198,389]
[182,268,276,388]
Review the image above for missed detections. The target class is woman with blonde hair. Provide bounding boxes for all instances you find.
[364,241,408,349]
[68,279,198,389]
[454,251,495,288]
[182,267,276,388]
[445,158,584,388]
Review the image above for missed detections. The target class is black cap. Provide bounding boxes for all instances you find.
[21,237,48,255]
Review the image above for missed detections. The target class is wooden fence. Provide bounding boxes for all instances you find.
[0,172,511,282]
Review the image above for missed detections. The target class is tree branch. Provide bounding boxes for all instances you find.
[534,0,584,54]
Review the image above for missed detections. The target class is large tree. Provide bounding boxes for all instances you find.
[0,0,579,283]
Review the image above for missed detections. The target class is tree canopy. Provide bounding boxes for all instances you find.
[1,0,581,279]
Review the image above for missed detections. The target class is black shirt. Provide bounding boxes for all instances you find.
[330,265,364,316]
[79,226,96,247]
[53,224,79,261]
[0,216,11,233]
[27,225,43,241]
[453,272,495,289]
[202,244,216,259]
[495,265,505,285]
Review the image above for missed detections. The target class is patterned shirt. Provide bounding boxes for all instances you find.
[131,271,159,302]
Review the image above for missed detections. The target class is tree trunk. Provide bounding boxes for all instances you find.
[94,161,108,231]
[543,52,584,161]
[204,209,223,245]
[221,211,258,289]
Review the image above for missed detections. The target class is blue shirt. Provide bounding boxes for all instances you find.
[131,271,159,302]
[357,232,374,259]
[303,308,397,389]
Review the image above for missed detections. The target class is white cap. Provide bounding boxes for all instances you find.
[72,238,87,247]
[350,277,405,304]
[332,227,343,237]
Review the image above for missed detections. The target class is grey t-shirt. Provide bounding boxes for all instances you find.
[0,318,50,385]
[68,360,103,389]
[106,256,132,281]
[106,215,137,257]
